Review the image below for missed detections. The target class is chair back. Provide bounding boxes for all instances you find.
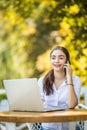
[80,87,87,105]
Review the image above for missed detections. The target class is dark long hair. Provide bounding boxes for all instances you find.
[43,46,71,95]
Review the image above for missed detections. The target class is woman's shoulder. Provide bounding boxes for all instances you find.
[38,76,44,80]
[38,76,44,83]
[72,75,82,83]
[72,75,81,79]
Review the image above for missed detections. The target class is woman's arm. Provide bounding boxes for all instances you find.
[67,80,78,108]
[65,62,81,108]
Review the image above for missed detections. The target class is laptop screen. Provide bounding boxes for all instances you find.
[3,78,44,112]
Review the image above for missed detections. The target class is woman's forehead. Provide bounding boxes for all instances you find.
[51,50,66,57]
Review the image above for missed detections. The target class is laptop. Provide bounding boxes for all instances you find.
[3,78,65,112]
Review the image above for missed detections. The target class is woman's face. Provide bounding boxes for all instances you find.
[50,49,67,71]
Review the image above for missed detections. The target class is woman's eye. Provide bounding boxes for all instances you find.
[60,58,63,59]
[51,57,55,59]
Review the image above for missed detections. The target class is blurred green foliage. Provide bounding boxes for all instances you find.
[0,93,7,101]
[0,0,87,88]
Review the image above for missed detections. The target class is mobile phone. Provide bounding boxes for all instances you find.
[64,66,66,75]
[63,61,69,75]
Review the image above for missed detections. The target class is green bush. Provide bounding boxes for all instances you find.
[0,79,4,89]
[0,93,7,101]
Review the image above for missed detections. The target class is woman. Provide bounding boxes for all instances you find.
[38,46,82,130]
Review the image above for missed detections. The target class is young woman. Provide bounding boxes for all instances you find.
[38,46,82,130]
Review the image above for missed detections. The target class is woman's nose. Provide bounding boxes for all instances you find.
[55,58,59,62]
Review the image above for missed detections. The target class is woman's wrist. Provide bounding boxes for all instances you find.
[67,77,73,85]
[67,83,73,86]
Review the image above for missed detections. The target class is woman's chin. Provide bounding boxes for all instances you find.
[54,68,61,71]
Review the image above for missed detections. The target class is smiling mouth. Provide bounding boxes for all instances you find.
[54,64,61,67]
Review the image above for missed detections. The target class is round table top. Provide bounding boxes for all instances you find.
[0,109,87,123]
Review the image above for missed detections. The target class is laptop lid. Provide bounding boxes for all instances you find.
[3,78,44,112]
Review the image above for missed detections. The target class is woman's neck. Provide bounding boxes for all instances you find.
[54,70,65,80]
[54,70,66,89]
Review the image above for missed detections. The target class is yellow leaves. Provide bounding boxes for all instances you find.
[41,0,57,8]
[60,19,70,29]
[68,18,75,26]
[6,12,22,25]
[43,18,50,24]
[79,56,87,69]
[69,4,80,15]
[64,34,73,43]
[36,50,51,72]
[22,26,36,36]
[21,18,36,36]
[77,17,84,27]
[72,55,86,72]
[59,25,70,37]
[83,48,87,56]
[59,19,74,41]
[66,44,87,86]
[59,17,72,37]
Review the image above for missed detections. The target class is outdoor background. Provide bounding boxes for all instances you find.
[0,0,87,89]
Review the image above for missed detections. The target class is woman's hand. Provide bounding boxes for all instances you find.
[63,61,73,83]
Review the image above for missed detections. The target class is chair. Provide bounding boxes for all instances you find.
[27,122,76,130]
[76,87,87,130]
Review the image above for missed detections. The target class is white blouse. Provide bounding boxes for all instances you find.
[38,75,82,130]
